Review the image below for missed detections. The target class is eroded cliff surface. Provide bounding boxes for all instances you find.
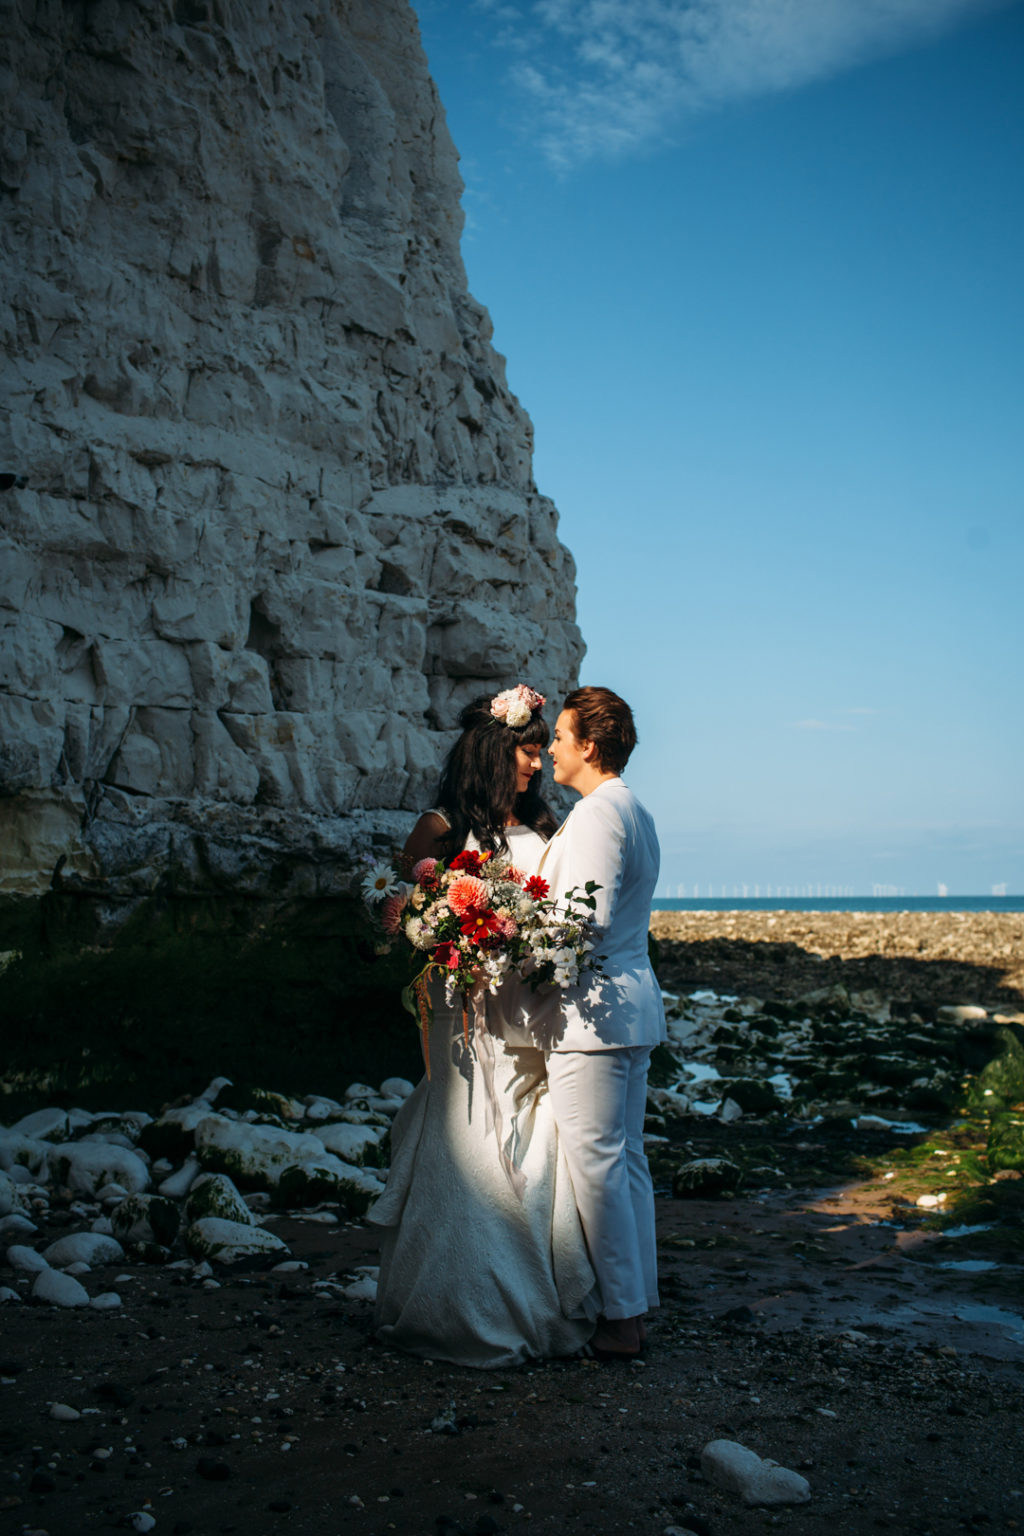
[0,0,583,913]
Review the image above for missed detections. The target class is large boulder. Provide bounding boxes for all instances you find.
[46,1143,150,1198]
[184,1174,254,1227]
[184,1218,287,1266]
[110,1193,181,1249]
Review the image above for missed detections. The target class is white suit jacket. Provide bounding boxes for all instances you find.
[525,777,667,1053]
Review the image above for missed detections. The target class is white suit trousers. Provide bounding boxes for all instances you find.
[545,1047,659,1320]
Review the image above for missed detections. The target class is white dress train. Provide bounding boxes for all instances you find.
[367,823,599,1368]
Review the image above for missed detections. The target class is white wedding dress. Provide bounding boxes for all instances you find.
[367,822,599,1368]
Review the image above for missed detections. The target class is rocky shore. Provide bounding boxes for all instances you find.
[1,912,1022,1536]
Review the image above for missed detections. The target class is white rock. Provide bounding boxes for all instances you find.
[6,1163,34,1184]
[0,1285,20,1302]
[91,1216,115,1236]
[302,1094,346,1122]
[343,1083,379,1102]
[184,1173,253,1226]
[128,1513,156,1533]
[199,1076,233,1104]
[937,1005,987,1024]
[6,1242,50,1273]
[90,1292,123,1310]
[110,1193,180,1247]
[100,1183,131,1207]
[32,1268,91,1307]
[719,1098,744,1123]
[79,1129,136,1150]
[380,1077,415,1100]
[158,1156,202,1199]
[120,1111,154,1132]
[46,1143,150,1197]
[11,1107,70,1140]
[700,1440,811,1507]
[0,1169,20,1216]
[184,1217,287,1264]
[341,1266,380,1302]
[0,1131,49,1175]
[194,1116,383,1207]
[0,1212,37,1238]
[49,1401,81,1420]
[341,1276,378,1302]
[310,1122,387,1165]
[66,1261,92,1275]
[42,1232,125,1268]
[916,1193,947,1208]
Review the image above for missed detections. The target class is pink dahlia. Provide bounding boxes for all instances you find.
[411,857,438,883]
[503,865,526,886]
[494,914,518,940]
[448,874,488,916]
[380,891,407,935]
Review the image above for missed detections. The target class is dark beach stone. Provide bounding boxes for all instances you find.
[672,1158,740,1198]
[724,1078,780,1114]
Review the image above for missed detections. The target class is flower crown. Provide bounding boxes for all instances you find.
[490,683,546,728]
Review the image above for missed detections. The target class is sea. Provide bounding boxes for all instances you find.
[651,895,1024,914]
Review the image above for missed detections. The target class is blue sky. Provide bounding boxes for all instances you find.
[412,0,1024,896]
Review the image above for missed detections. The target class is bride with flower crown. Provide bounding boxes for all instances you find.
[367,686,599,1367]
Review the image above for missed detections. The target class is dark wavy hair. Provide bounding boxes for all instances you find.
[436,694,558,858]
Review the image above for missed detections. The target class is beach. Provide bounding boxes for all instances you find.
[649,908,1024,1014]
[1,910,1022,1536]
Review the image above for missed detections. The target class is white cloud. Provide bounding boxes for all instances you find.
[495,0,1012,166]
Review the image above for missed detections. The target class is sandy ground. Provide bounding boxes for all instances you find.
[2,912,1023,1536]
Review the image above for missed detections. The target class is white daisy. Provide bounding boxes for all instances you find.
[362,860,399,904]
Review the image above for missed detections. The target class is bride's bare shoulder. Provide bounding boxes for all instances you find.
[403,810,450,864]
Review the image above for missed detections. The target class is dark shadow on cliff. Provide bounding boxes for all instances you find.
[0,893,424,1120]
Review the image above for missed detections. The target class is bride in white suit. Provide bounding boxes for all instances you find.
[533,685,666,1359]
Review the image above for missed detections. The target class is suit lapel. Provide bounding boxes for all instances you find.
[535,812,571,877]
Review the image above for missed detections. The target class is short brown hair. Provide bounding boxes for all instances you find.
[563,686,637,774]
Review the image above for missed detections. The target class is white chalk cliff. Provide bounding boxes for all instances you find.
[0,0,583,908]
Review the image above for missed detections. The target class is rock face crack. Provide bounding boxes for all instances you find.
[0,0,583,907]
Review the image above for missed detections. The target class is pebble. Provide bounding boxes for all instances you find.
[6,1243,50,1273]
[90,1292,123,1310]
[128,1514,156,1533]
[0,1212,37,1237]
[48,1402,82,1421]
[42,1230,125,1268]
[701,1439,811,1507]
[32,1269,91,1307]
[0,1285,21,1303]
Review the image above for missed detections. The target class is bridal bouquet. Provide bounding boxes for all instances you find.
[361,848,600,1070]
